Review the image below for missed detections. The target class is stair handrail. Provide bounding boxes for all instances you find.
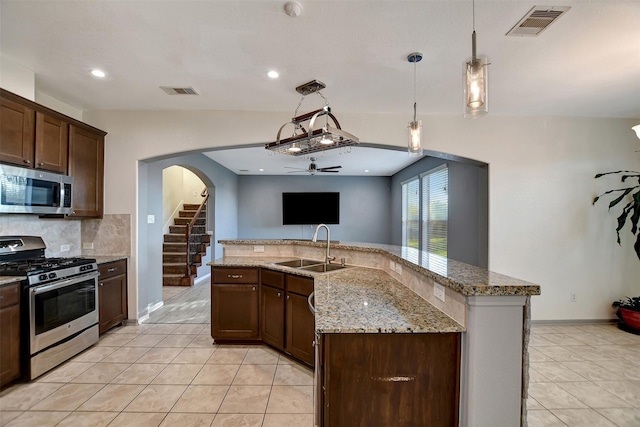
[184,189,210,278]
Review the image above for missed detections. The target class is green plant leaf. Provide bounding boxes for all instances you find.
[595,170,640,179]
[607,187,636,210]
[631,191,640,235]
[615,202,633,245]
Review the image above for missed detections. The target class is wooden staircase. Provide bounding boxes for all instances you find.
[162,203,210,286]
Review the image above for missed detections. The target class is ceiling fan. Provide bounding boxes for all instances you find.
[285,157,342,175]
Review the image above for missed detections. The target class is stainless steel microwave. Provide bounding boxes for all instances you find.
[0,164,73,215]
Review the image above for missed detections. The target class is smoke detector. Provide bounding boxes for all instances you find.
[284,2,302,17]
[506,6,571,37]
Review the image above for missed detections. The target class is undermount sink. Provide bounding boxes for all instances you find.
[299,263,348,273]
[272,259,350,273]
[273,259,323,268]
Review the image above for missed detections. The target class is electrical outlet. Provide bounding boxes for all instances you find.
[82,242,94,250]
[570,293,577,303]
[253,245,264,253]
[434,283,445,302]
[147,215,155,224]
[389,260,396,272]
[395,264,402,275]
[60,244,70,252]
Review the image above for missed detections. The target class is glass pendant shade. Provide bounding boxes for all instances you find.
[464,56,489,118]
[408,120,423,157]
[633,124,640,139]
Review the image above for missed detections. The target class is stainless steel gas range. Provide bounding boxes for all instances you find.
[0,236,99,380]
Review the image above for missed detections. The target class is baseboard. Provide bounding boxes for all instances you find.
[531,318,617,325]
[194,273,211,286]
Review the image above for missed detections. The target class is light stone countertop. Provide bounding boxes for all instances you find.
[93,255,128,265]
[210,256,465,334]
[218,239,541,297]
[0,276,23,286]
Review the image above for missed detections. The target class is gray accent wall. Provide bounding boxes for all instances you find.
[237,175,392,243]
[390,156,489,268]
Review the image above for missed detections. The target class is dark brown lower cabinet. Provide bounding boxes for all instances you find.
[98,260,128,334]
[0,283,21,388]
[285,290,314,365]
[211,267,260,341]
[318,332,461,427]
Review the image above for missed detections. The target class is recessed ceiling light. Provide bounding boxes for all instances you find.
[259,168,264,172]
[91,69,106,78]
[364,169,370,173]
[267,70,279,79]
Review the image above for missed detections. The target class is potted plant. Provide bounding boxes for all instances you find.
[612,297,640,331]
[593,169,640,332]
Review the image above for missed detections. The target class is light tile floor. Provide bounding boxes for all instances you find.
[527,323,640,427]
[3,280,639,426]
[0,324,314,427]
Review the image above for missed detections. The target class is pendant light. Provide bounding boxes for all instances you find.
[464,0,489,118]
[408,52,423,157]
[633,124,640,139]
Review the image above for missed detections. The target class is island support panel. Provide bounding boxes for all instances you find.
[460,296,527,427]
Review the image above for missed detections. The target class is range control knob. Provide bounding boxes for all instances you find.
[39,274,48,281]
[48,272,56,279]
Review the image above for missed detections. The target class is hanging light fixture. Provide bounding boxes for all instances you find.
[408,52,423,157]
[464,0,489,118]
[633,124,640,139]
[265,80,359,156]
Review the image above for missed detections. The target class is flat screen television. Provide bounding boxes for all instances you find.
[282,192,340,225]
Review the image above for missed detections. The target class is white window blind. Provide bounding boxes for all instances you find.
[421,166,448,257]
[401,165,448,262]
[401,178,420,251]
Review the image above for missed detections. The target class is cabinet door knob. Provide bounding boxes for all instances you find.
[252,286,256,291]
[286,295,290,300]
[38,162,44,166]
[277,292,281,297]
[99,283,103,286]
[24,159,31,164]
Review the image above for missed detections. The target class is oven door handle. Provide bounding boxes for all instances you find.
[31,272,99,295]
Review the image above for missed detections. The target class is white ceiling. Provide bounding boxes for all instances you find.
[2,0,639,175]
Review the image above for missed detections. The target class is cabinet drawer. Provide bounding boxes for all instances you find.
[0,283,20,309]
[261,269,284,289]
[286,274,314,296]
[212,267,258,284]
[99,259,127,280]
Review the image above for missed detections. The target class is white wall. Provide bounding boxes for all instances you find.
[82,109,640,322]
[0,54,35,100]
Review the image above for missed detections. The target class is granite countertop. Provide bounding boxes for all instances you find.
[218,239,541,297]
[210,256,465,334]
[93,255,128,264]
[0,276,23,286]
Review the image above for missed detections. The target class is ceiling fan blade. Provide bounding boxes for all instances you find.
[284,166,307,170]
[318,165,342,171]
[287,170,308,173]
[320,169,340,173]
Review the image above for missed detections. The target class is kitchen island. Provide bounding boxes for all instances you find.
[211,239,540,427]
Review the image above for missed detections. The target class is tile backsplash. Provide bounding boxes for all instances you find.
[0,214,131,257]
[81,214,131,256]
[0,214,82,257]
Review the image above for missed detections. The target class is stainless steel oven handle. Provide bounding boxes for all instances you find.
[31,272,99,295]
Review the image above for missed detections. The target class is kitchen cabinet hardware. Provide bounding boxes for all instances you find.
[307,291,315,314]
[228,274,243,279]
[107,268,117,273]
[277,292,281,297]
[38,162,44,166]
[24,159,31,164]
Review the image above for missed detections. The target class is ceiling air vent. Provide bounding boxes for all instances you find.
[506,6,570,37]
[160,86,199,95]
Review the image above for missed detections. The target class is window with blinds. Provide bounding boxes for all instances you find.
[401,165,448,259]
